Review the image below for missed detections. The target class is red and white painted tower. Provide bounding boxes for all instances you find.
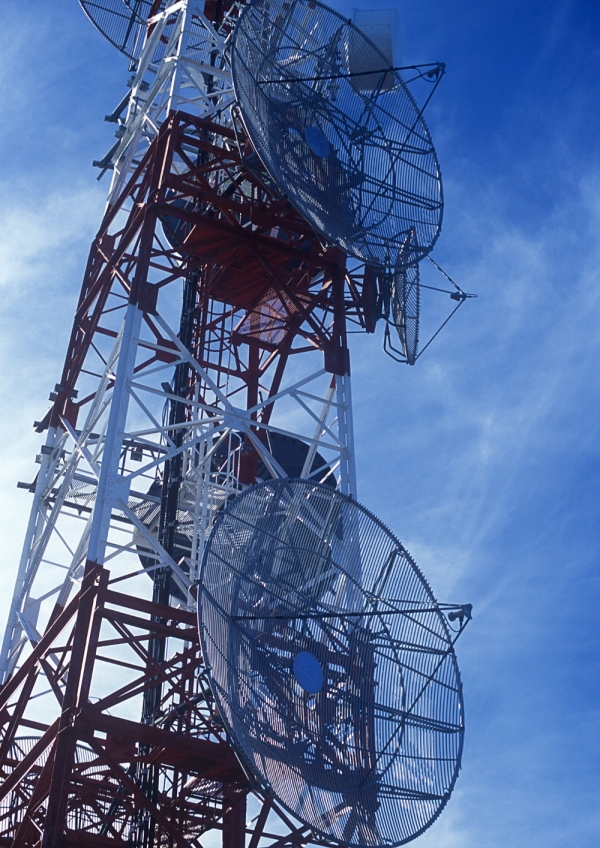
[0,3,369,845]
[0,2,471,846]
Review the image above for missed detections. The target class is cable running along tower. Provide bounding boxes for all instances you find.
[0,2,473,847]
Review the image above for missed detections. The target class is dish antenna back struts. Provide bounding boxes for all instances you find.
[199,479,468,848]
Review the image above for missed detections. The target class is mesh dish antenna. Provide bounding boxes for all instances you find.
[391,228,420,364]
[392,261,420,364]
[231,0,443,270]
[79,0,154,58]
[199,479,465,848]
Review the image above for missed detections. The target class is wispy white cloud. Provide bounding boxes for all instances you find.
[0,183,103,293]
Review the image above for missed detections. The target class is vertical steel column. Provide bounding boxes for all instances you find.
[41,563,107,847]
[135,266,198,848]
[336,374,357,498]
[222,785,247,848]
[86,302,143,566]
[0,426,60,682]
[329,262,357,498]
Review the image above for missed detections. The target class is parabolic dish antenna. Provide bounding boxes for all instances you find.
[391,229,420,364]
[232,0,443,270]
[199,479,464,847]
[391,261,420,364]
[79,0,152,58]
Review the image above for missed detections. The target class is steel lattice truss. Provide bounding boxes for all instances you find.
[98,0,248,202]
[0,110,373,846]
[0,568,247,846]
[0,2,469,845]
[2,109,371,681]
[0,562,333,847]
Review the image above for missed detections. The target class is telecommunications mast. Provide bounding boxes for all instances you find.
[0,2,472,846]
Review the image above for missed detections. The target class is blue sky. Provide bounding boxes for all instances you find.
[1,1,599,846]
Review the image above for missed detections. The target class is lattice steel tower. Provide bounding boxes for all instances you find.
[0,2,471,847]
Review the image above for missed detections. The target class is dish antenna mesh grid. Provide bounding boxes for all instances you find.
[199,479,464,847]
[390,229,420,364]
[79,0,154,58]
[232,0,443,270]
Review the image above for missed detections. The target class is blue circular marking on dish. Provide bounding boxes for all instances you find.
[304,126,331,158]
[293,650,324,694]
